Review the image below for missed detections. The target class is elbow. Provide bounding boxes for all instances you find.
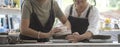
[20,19,30,35]
[20,26,29,35]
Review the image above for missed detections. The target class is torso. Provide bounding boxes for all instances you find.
[30,0,51,26]
[68,4,93,34]
[70,4,91,18]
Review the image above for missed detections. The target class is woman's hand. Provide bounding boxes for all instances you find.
[45,27,61,38]
[66,35,75,42]
[66,32,86,43]
[70,32,80,43]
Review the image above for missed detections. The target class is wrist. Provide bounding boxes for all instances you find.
[83,31,93,39]
[38,32,40,39]
[38,32,50,38]
[46,32,53,38]
[49,30,54,36]
[78,35,86,41]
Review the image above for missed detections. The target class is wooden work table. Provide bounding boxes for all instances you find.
[0,43,120,47]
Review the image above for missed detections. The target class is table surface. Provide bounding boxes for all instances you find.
[0,39,119,47]
[0,43,120,47]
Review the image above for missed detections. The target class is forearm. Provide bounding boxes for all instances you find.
[20,19,52,39]
[63,20,71,30]
[21,28,38,38]
[59,16,71,30]
[80,31,93,39]
[21,28,49,39]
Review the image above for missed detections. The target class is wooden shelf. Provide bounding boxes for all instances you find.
[101,29,120,32]
[0,7,21,15]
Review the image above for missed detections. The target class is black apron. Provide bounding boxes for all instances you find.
[20,0,55,42]
[68,5,93,42]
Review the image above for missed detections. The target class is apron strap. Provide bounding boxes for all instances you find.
[44,0,54,28]
[85,5,93,18]
[69,4,74,17]
[29,0,54,29]
[29,0,36,13]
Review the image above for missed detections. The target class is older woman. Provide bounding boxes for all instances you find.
[65,0,100,43]
[20,0,71,42]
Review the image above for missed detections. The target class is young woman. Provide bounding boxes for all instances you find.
[65,0,100,43]
[20,0,71,42]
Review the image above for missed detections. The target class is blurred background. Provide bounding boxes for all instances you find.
[56,0,120,31]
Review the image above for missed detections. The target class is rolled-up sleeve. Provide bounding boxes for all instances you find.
[87,7,100,35]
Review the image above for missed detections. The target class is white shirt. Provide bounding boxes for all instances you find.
[64,4,100,35]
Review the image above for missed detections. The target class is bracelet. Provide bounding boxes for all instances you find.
[38,32,40,39]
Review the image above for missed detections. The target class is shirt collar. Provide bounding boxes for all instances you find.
[72,4,90,18]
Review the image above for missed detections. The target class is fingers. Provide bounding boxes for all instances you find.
[49,28,62,37]
[50,28,61,34]
[66,33,80,43]
[66,35,77,43]
[66,35,74,39]
[53,27,61,33]
[67,36,78,43]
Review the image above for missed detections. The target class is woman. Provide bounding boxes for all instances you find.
[65,0,100,43]
[20,0,71,42]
